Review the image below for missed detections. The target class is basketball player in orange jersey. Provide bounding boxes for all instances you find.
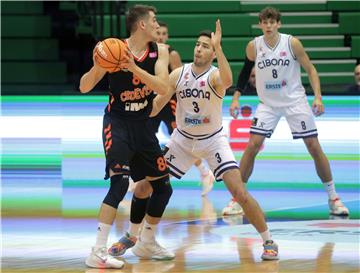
[107,19,215,261]
[110,19,279,261]
[224,6,349,216]
[80,4,175,268]
[154,21,216,196]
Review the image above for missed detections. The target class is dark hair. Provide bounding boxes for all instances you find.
[198,30,212,39]
[197,30,219,49]
[126,4,157,34]
[258,7,281,22]
[158,21,168,28]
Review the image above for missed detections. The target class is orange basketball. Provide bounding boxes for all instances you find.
[93,38,127,73]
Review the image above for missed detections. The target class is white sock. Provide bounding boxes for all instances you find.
[140,221,157,243]
[323,181,338,200]
[128,222,142,237]
[196,161,209,176]
[260,229,271,243]
[95,222,112,248]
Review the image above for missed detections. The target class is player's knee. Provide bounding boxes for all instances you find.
[147,175,173,217]
[134,179,152,199]
[304,137,321,155]
[248,139,262,152]
[103,174,129,209]
[150,175,173,197]
[232,188,248,205]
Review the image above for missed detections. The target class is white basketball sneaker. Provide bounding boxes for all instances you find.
[201,170,215,196]
[222,214,244,226]
[222,198,244,216]
[132,238,175,260]
[328,197,349,216]
[85,247,124,269]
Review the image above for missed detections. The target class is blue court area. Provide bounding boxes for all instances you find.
[1,95,359,218]
[1,95,359,273]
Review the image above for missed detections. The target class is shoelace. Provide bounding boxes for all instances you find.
[95,248,108,262]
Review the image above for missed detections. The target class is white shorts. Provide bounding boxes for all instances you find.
[164,128,238,181]
[250,98,318,139]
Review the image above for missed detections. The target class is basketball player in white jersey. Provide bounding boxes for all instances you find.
[131,19,278,260]
[156,21,216,196]
[226,7,349,216]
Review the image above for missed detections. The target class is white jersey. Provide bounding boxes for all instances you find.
[254,33,306,107]
[175,63,223,138]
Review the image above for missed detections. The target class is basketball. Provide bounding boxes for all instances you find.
[93,38,127,73]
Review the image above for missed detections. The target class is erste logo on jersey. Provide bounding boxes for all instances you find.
[184,115,210,126]
[265,79,287,90]
[122,74,153,112]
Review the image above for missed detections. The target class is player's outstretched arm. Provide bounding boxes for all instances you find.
[291,37,324,116]
[230,41,255,119]
[126,43,170,95]
[79,44,107,93]
[211,19,233,97]
[150,67,181,117]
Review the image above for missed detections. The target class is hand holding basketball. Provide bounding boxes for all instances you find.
[93,38,128,73]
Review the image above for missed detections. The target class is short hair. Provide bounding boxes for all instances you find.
[198,30,212,39]
[158,21,168,28]
[258,7,281,22]
[126,4,157,34]
[197,30,219,49]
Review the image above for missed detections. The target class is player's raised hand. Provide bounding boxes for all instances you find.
[211,19,222,50]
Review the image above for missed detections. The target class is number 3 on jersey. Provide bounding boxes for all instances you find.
[215,152,222,163]
[192,101,200,113]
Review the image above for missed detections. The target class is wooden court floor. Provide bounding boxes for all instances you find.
[2,190,360,273]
